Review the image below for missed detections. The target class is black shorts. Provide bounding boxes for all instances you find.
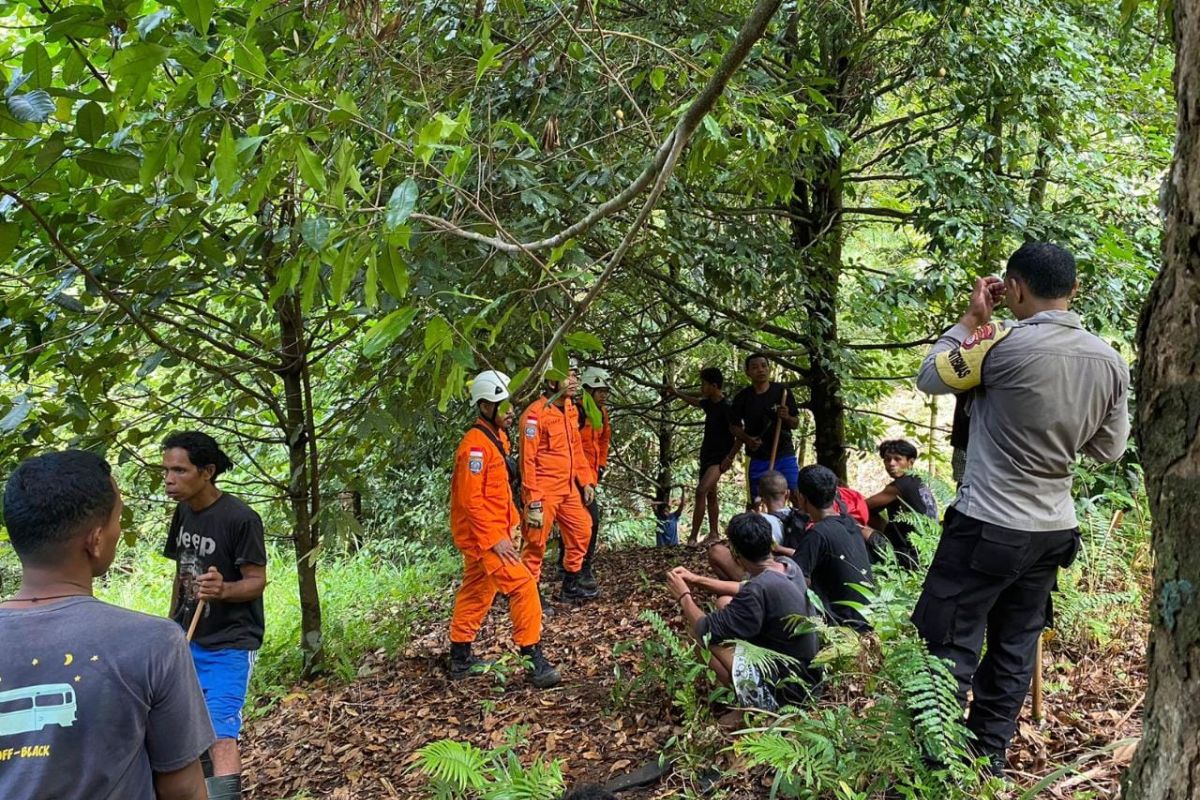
[698,454,723,474]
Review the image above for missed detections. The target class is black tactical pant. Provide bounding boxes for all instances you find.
[912,507,1079,757]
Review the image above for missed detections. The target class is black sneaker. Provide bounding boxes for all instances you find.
[448,642,492,680]
[520,644,561,689]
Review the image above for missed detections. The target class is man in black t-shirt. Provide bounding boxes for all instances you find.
[666,366,741,545]
[865,439,938,570]
[162,431,267,800]
[792,465,874,631]
[666,513,822,710]
[729,353,800,508]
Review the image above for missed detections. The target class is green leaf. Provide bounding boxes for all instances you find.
[179,0,214,33]
[214,121,238,196]
[330,243,356,303]
[76,148,141,182]
[22,44,52,90]
[136,7,174,38]
[136,350,167,378]
[110,43,169,80]
[362,307,417,357]
[0,395,32,433]
[300,217,332,252]
[301,256,321,313]
[565,331,604,352]
[548,346,570,381]
[234,40,267,77]
[47,6,108,40]
[423,316,452,353]
[296,143,327,194]
[0,222,19,261]
[363,252,378,308]
[507,367,532,397]
[385,179,418,229]
[74,100,105,143]
[379,247,408,299]
[476,41,506,82]
[195,58,223,108]
[649,66,666,91]
[7,92,55,123]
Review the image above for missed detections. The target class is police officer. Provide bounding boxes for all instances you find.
[518,364,600,602]
[576,367,612,590]
[448,370,560,688]
[914,243,1129,775]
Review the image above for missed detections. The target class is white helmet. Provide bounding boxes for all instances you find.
[580,367,611,389]
[470,370,511,404]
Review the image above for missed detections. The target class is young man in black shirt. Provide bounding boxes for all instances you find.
[792,465,874,631]
[865,439,938,570]
[729,354,800,508]
[162,432,267,800]
[666,366,741,545]
[666,513,822,710]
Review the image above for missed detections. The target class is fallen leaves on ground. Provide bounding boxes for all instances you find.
[242,547,1145,799]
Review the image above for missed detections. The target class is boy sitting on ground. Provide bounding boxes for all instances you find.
[708,471,804,579]
[667,513,822,711]
[791,465,875,631]
[865,439,938,570]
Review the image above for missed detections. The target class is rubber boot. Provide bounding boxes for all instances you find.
[520,644,561,689]
[205,774,242,800]
[560,570,600,602]
[200,750,214,778]
[448,642,493,680]
[578,523,600,591]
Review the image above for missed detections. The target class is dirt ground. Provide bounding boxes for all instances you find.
[242,546,1145,799]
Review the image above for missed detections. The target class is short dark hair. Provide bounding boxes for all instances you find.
[758,470,788,499]
[726,512,773,562]
[3,450,116,565]
[796,465,838,509]
[699,367,723,388]
[878,439,918,460]
[562,787,617,800]
[744,352,769,370]
[1005,242,1076,299]
[162,431,233,479]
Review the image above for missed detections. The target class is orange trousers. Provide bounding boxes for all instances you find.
[449,550,542,647]
[522,491,591,581]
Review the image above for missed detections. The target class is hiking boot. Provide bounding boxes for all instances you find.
[560,570,600,602]
[577,563,598,591]
[520,644,561,689]
[448,642,492,680]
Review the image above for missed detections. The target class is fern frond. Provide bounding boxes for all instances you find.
[414,739,489,792]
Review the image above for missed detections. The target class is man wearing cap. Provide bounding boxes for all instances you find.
[447,370,560,688]
[576,367,612,590]
[518,364,600,602]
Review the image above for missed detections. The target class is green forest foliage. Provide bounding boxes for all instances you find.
[0,0,1173,669]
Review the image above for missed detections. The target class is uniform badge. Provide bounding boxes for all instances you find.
[468,448,484,474]
[525,415,538,440]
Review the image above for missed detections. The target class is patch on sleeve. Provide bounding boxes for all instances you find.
[468,448,484,474]
[934,322,1012,391]
[525,415,538,440]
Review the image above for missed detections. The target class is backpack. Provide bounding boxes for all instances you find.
[472,423,524,511]
[777,509,812,552]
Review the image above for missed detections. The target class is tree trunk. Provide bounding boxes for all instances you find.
[791,157,848,481]
[1123,1,1200,795]
[277,292,325,677]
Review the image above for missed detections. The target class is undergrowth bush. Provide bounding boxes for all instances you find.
[414,730,565,800]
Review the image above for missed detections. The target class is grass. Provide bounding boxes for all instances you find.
[90,535,459,701]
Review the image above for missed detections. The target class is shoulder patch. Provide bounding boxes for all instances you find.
[524,416,538,440]
[468,447,484,474]
[934,322,1012,391]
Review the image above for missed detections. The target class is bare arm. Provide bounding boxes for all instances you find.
[666,386,703,407]
[154,760,206,800]
[685,572,742,597]
[196,563,267,603]
[865,485,900,512]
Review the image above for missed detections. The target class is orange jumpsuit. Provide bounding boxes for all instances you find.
[449,420,541,647]
[580,406,611,475]
[518,395,596,580]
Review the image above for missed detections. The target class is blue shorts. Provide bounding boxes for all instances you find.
[747,455,799,500]
[190,642,257,740]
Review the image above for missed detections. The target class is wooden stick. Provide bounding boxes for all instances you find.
[767,416,783,471]
[186,600,206,642]
[1031,635,1044,722]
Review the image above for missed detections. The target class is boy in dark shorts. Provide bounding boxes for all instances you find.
[666,367,741,545]
[729,354,800,507]
[865,440,938,570]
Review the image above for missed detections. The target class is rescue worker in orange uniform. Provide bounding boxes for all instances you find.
[518,364,600,602]
[448,370,560,688]
[576,367,613,590]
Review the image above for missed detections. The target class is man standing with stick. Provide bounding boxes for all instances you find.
[730,353,800,507]
[913,243,1129,776]
[162,432,268,800]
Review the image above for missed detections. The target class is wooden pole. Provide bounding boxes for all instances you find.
[767,415,783,471]
[186,600,207,642]
[1031,635,1044,722]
